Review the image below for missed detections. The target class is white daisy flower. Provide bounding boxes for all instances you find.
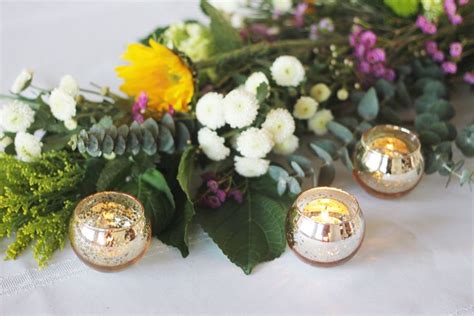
[234,156,270,178]
[0,100,35,133]
[310,83,331,103]
[196,92,226,130]
[64,118,78,131]
[223,88,259,128]
[14,132,43,162]
[308,109,334,135]
[49,88,77,122]
[262,108,295,143]
[272,0,293,12]
[293,96,318,119]
[197,127,230,161]
[337,88,349,101]
[10,69,33,94]
[273,134,299,155]
[236,127,274,158]
[244,72,270,96]
[270,56,305,87]
[59,74,79,97]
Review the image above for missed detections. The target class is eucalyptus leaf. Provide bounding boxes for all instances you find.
[310,143,333,164]
[287,177,301,195]
[311,139,339,159]
[357,87,379,121]
[338,147,353,171]
[415,112,440,131]
[327,121,354,144]
[268,165,289,182]
[375,79,395,100]
[277,177,287,196]
[290,161,305,177]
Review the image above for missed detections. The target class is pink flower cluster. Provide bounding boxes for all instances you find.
[198,173,244,209]
[444,0,465,25]
[425,40,463,74]
[416,15,437,34]
[349,26,396,81]
[132,91,148,123]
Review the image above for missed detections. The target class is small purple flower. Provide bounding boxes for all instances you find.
[318,18,334,32]
[384,69,396,81]
[442,61,457,74]
[216,190,226,203]
[349,33,357,46]
[293,3,308,28]
[449,14,463,25]
[354,44,366,58]
[372,63,386,77]
[357,61,371,73]
[207,180,219,193]
[444,0,457,16]
[201,195,222,209]
[366,48,386,64]
[309,24,318,40]
[463,71,474,84]
[416,15,437,34]
[450,42,463,58]
[425,41,438,55]
[433,50,445,62]
[360,31,377,47]
[459,0,469,5]
[228,189,244,204]
[132,91,148,123]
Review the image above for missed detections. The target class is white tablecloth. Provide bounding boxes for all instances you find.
[1,1,473,315]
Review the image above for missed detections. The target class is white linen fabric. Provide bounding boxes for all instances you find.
[0,1,473,315]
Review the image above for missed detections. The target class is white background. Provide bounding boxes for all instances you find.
[0,1,473,315]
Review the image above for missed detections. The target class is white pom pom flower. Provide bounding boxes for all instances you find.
[308,109,334,135]
[310,83,331,103]
[223,88,259,128]
[272,0,293,12]
[234,156,270,178]
[64,118,78,131]
[337,88,349,101]
[198,127,230,161]
[244,72,270,96]
[293,96,318,119]
[273,134,299,155]
[49,88,77,122]
[270,56,305,87]
[236,127,274,158]
[11,69,33,94]
[0,135,13,153]
[14,132,43,162]
[196,92,226,130]
[59,74,79,97]
[0,100,35,133]
[262,108,295,143]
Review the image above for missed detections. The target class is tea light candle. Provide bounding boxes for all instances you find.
[286,187,365,266]
[353,124,424,198]
[69,192,151,272]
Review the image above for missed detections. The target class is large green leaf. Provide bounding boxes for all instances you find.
[197,175,293,274]
[142,169,175,208]
[384,0,419,17]
[177,146,198,200]
[96,157,133,191]
[201,0,243,53]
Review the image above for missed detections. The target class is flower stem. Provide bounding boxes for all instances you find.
[195,38,345,70]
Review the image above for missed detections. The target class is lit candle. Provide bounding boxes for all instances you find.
[303,198,349,224]
[370,136,410,157]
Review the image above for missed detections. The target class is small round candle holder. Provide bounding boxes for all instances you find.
[286,187,365,266]
[353,124,424,198]
[69,191,151,272]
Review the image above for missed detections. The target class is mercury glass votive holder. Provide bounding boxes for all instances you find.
[69,191,151,272]
[353,124,424,198]
[286,187,365,266]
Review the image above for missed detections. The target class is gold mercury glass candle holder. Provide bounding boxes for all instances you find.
[286,187,365,266]
[69,191,152,272]
[353,124,424,198]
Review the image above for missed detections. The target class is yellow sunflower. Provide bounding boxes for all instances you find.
[116,39,194,116]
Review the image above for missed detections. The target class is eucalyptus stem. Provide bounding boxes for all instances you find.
[195,38,346,70]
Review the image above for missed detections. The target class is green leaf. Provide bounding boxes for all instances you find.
[268,165,289,181]
[338,147,353,171]
[96,157,133,191]
[357,88,379,121]
[415,113,439,131]
[419,130,442,145]
[201,0,243,53]
[327,121,354,144]
[177,146,198,200]
[375,79,395,100]
[380,106,403,125]
[197,175,292,274]
[158,195,195,257]
[290,161,305,177]
[311,139,339,159]
[141,169,175,209]
[80,158,106,196]
[423,80,446,98]
[384,0,419,17]
[396,80,412,106]
[318,164,336,186]
[310,143,333,164]
[256,83,269,104]
[456,123,474,157]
